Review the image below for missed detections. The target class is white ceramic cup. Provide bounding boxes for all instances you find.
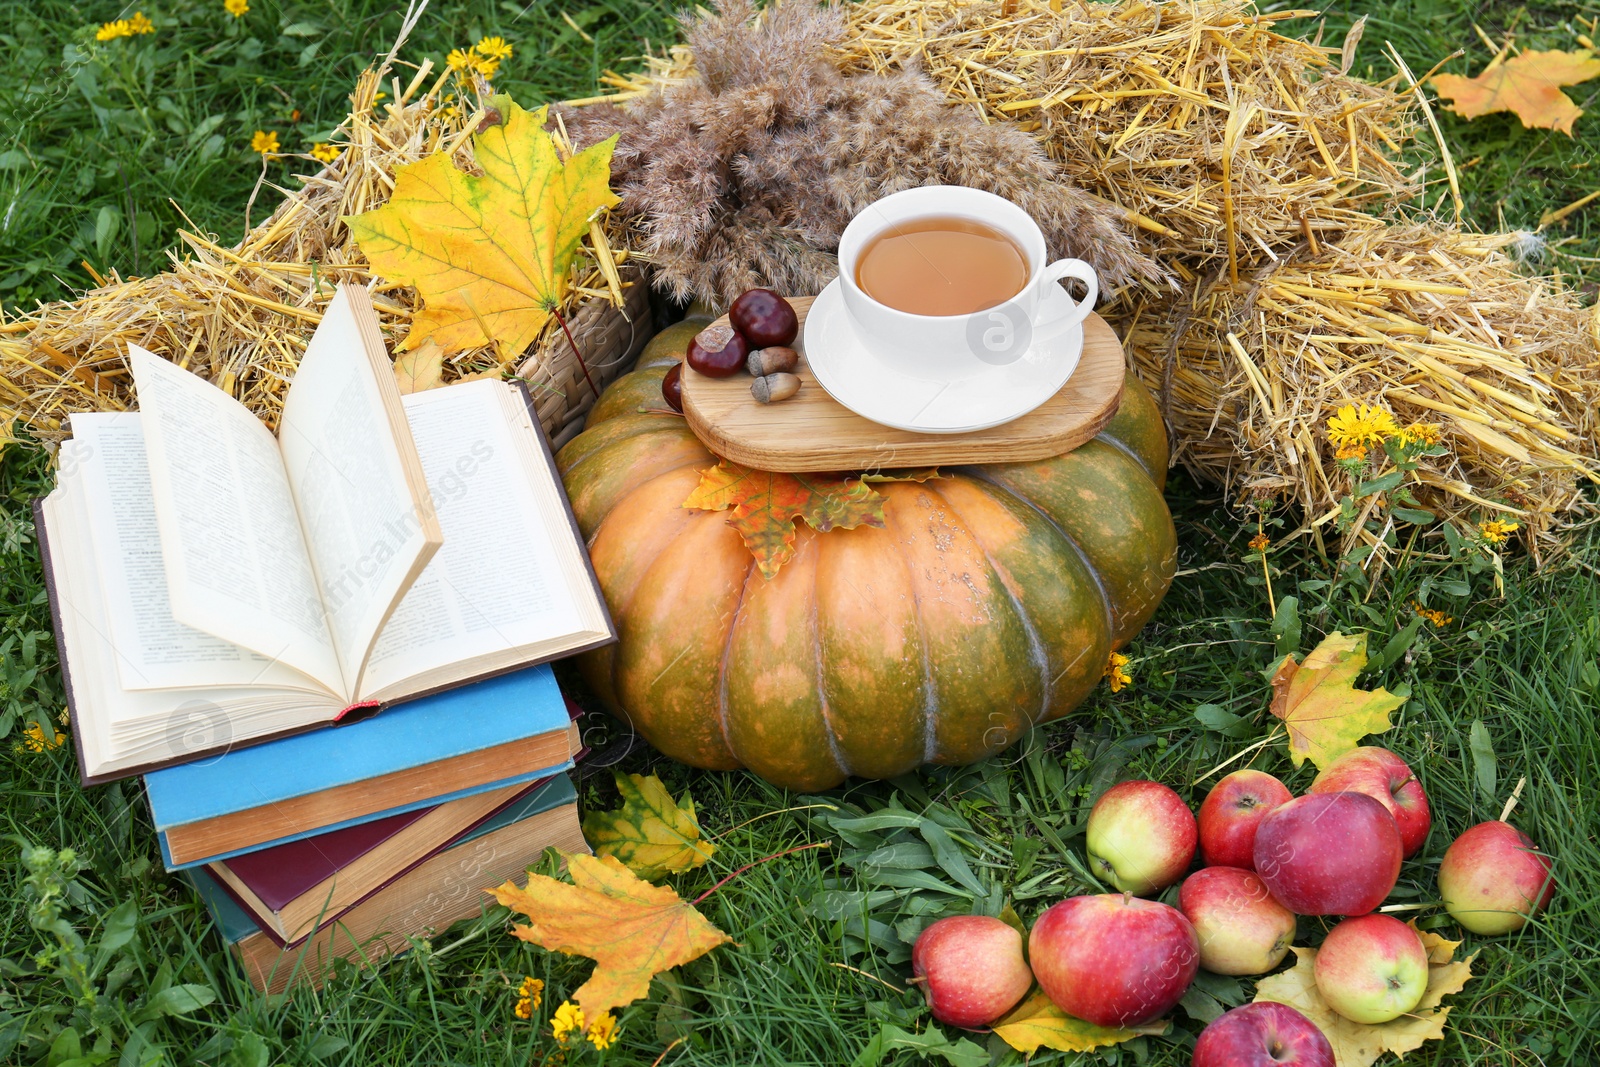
[836,185,1099,378]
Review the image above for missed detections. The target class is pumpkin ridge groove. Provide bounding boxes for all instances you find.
[923,478,1052,733]
[958,466,1118,649]
[882,489,940,766]
[1092,430,1154,481]
[809,540,851,781]
[716,549,759,773]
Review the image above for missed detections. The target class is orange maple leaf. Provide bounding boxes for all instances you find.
[682,461,890,579]
[347,97,619,355]
[1268,632,1402,769]
[1432,50,1600,135]
[487,853,731,1021]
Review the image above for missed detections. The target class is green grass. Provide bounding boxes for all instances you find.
[3,0,1599,1064]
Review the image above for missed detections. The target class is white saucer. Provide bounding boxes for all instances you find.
[801,280,1086,434]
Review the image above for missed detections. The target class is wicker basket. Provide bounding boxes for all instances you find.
[518,265,653,449]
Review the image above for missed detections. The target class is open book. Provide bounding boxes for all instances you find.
[38,284,613,783]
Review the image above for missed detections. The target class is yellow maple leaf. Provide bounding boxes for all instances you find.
[487,853,731,1021]
[1268,632,1402,770]
[1254,929,1477,1067]
[393,338,444,394]
[581,770,717,880]
[1431,50,1600,136]
[348,98,619,356]
[991,990,1168,1056]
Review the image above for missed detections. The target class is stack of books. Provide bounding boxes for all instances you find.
[36,286,615,992]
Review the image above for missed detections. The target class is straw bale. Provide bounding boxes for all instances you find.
[836,0,1418,274]
[1119,223,1600,551]
[0,65,641,447]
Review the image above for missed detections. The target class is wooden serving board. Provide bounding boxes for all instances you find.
[680,297,1126,472]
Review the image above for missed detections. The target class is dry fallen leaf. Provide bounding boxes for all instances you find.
[393,338,444,394]
[488,853,731,1021]
[1431,50,1600,135]
[682,461,890,579]
[1269,632,1403,769]
[1254,929,1478,1067]
[349,98,620,356]
[991,990,1169,1056]
[581,770,717,880]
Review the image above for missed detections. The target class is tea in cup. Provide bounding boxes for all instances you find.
[836,186,1098,377]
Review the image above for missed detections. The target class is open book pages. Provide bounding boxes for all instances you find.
[40,285,614,783]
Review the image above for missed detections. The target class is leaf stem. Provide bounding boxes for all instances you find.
[692,842,829,905]
[552,306,600,398]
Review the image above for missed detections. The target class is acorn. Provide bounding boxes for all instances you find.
[686,323,749,378]
[751,373,800,404]
[746,345,799,377]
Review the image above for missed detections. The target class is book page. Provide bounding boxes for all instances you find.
[67,413,327,695]
[358,381,587,697]
[128,346,340,689]
[278,285,441,692]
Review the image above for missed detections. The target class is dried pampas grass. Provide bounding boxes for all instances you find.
[1122,224,1600,552]
[559,0,1161,308]
[838,0,1418,275]
[0,64,642,449]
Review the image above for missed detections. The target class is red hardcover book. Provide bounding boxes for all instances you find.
[205,777,541,944]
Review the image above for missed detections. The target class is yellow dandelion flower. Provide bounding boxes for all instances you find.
[1397,422,1442,447]
[475,35,513,61]
[96,19,133,41]
[1326,403,1400,452]
[586,1012,618,1050]
[473,55,501,79]
[1478,519,1519,545]
[250,130,279,154]
[309,143,340,164]
[1104,651,1132,693]
[129,12,155,34]
[16,720,67,753]
[518,976,544,1009]
[514,997,533,1020]
[1334,443,1368,462]
[551,1001,585,1042]
[1247,531,1270,553]
[447,47,475,71]
[225,0,249,15]
[1410,601,1453,628]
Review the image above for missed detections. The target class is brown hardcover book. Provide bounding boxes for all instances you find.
[214,795,587,993]
[35,283,613,784]
[205,778,536,943]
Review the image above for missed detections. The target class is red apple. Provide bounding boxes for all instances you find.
[1198,770,1292,869]
[1312,914,1428,1024]
[1309,747,1431,857]
[1253,792,1402,915]
[1437,820,1555,935]
[1086,780,1198,896]
[1193,1002,1335,1067]
[1029,893,1198,1027]
[1178,866,1297,976]
[911,916,1033,1028]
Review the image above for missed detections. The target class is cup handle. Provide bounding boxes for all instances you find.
[1034,259,1099,331]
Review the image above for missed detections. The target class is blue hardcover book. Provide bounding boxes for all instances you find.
[148,664,578,869]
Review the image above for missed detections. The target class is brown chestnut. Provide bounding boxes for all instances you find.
[661,362,683,412]
[686,323,749,378]
[730,289,798,348]
[746,345,799,377]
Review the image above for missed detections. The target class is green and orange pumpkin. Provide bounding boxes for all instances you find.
[556,321,1177,790]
